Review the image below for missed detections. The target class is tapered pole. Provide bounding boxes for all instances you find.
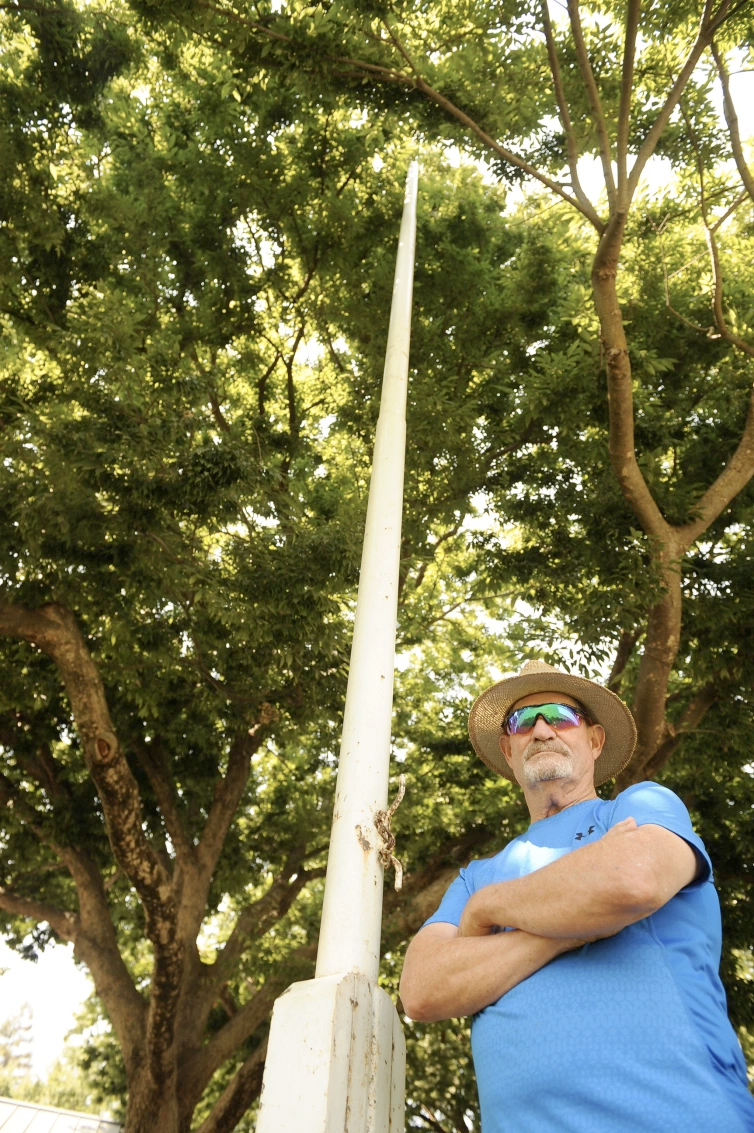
[316,159,419,982]
[256,163,418,1133]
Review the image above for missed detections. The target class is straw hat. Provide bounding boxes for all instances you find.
[468,659,637,787]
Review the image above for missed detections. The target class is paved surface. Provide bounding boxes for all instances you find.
[0,1097,121,1132]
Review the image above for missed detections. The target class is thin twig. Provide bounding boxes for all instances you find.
[709,189,748,234]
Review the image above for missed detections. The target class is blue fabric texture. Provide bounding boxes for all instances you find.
[424,782,754,1133]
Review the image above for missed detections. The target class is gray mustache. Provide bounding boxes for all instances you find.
[523,738,572,761]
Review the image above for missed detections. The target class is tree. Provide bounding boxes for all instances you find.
[2,1,754,1128]
[0,1005,32,1087]
[147,0,754,1092]
[0,4,562,1129]
[165,0,754,786]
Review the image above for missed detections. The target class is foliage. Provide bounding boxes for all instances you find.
[0,1006,32,1083]
[1,0,754,1128]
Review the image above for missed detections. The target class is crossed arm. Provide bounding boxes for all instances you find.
[399,818,699,1022]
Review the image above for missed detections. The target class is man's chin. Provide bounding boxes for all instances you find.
[522,754,573,787]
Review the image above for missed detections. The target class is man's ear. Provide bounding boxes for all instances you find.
[499,732,513,768]
[589,723,606,762]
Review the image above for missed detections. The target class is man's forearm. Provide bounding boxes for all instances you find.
[460,823,696,940]
[400,928,571,1022]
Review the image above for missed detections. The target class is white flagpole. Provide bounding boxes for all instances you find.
[315,158,418,982]
[256,161,418,1133]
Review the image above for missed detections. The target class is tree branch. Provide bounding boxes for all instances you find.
[131,737,194,867]
[0,887,78,940]
[191,858,321,1033]
[417,1108,453,1133]
[566,0,616,208]
[618,679,720,786]
[403,69,603,230]
[709,189,748,234]
[198,0,605,228]
[617,0,641,198]
[411,523,462,592]
[3,732,73,808]
[196,731,261,884]
[627,0,732,198]
[539,0,597,219]
[64,854,148,1072]
[0,605,174,916]
[285,326,305,440]
[712,40,754,203]
[651,211,718,335]
[192,1037,268,1133]
[0,768,67,850]
[703,224,754,358]
[189,345,231,434]
[675,378,754,545]
[627,552,684,766]
[185,949,314,1097]
[592,220,671,540]
[0,750,147,1066]
[194,1,296,47]
[653,125,754,543]
[257,350,281,416]
[607,630,640,693]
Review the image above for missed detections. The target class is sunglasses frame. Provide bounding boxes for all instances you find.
[502,701,592,736]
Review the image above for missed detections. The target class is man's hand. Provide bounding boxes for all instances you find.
[602,816,639,840]
[457,899,495,938]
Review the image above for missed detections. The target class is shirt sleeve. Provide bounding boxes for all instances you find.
[610,781,712,888]
[422,869,473,928]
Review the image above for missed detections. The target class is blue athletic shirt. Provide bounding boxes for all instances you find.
[424,782,754,1133]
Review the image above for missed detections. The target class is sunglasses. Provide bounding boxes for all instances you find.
[502,702,592,736]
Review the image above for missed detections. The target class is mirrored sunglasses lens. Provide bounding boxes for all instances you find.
[507,703,582,734]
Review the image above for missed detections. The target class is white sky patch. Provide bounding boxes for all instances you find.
[298,336,324,367]
[317,413,337,439]
[0,940,92,1076]
[130,84,150,105]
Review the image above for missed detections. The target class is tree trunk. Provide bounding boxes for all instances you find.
[589,225,695,789]
[614,550,683,792]
[125,1068,180,1133]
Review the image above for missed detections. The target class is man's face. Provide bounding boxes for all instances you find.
[498,691,605,791]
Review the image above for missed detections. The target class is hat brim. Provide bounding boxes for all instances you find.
[468,670,637,787]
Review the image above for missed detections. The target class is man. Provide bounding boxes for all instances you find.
[400,659,754,1133]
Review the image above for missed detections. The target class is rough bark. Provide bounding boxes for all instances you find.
[194,1039,269,1133]
[0,601,277,1131]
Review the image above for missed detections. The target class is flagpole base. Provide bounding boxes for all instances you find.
[256,972,405,1133]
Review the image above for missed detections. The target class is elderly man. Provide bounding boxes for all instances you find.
[400,660,754,1133]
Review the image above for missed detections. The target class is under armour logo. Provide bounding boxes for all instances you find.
[574,825,596,841]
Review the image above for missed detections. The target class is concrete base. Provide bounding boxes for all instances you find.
[255,972,405,1133]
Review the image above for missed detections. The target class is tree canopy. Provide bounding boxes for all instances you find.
[1,1,753,1131]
